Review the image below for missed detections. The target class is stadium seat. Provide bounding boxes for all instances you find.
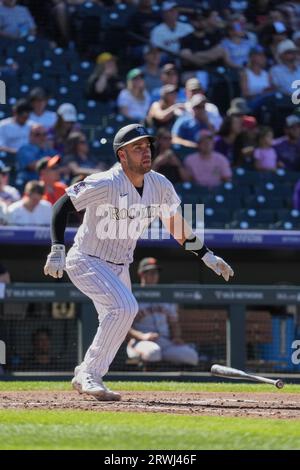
[232,208,276,228]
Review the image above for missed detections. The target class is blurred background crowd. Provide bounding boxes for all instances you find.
[1,0,300,229]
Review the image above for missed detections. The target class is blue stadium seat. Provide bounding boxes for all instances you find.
[232,208,276,228]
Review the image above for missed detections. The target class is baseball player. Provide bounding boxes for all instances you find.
[44,123,234,401]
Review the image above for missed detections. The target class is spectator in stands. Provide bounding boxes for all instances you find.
[23,328,57,371]
[184,78,223,131]
[221,19,255,68]
[51,103,80,155]
[270,40,300,96]
[214,115,243,164]
[172,94,214,148]
[63,131,106,180]
[117,68,151,122]
[180,10,230,69]
[0,0,36,39]
[16,124,56,187]
[254,126,278,171]
[147,84,184,130]
[140,46,162,93]
[240,45,274,111]
[274,114,300,171]
[0,161,20,206]
[152,127,189,184]
[28,88,57,130]
[0,262,10,283]
[184,130,232,188]
[127,257,199,366]
[36,155,67,205]
[260,21,289,65]
[0,99,34,154]
[150,1,194,56]
[7,180,52,226]
[86,52,124,104]
[151,63,184,103]
[293,179,300,210]
[128,0,161,55]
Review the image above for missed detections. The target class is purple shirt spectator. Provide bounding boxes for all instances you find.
[274,137,300,171]
[254,148,277,171]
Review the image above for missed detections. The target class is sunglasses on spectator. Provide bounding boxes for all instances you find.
[33,131,47,136]
[79,139,87,144]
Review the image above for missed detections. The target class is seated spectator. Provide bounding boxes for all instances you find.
[270,40,300,96]
[254,126,278,171]
[150,2,194,57]
[184,78,223,131]
[50,103,80,155]
[63,131,106,180]
[240,45,274,111]
[127,258,199,366]
[16,124,56,187]
[0,161,20,206]
[36,155,67,205]
[147,84,184,130]
[152,127,189,184]
[234,114,258,168]
[151,63,185,104]
[180,10,230,69]
[214,114,243,164]
[117,68,151,122]
[23,328,58,371]
[274,114,300,171]
[140,46,162,93]
[0,99,35,154]
[28,88,57,130]
[260,20,289,66]
[7,180,52,226]
[184,130,232,188]
[293,179,300,210]
[0,0,36,39]
[86,52,124,104]
[221,19,255,68]
[128,0,161,59]
[172,94,213,148]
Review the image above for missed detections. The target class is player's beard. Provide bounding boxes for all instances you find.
[125,151,152,175]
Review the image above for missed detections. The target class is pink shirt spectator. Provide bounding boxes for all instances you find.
[254,148,277,171]
[184,151,232,188]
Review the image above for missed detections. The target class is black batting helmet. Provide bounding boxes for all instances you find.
[113,123,156,161]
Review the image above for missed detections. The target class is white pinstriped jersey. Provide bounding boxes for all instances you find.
[66,163,181,264]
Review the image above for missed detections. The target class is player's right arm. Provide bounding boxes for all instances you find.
[44,194,76,279]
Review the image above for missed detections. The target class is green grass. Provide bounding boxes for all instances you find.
[0,410,299,450]
[0,380,299,393]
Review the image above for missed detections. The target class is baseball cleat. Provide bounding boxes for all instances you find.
[72,373,121,401]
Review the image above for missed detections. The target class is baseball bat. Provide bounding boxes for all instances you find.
[211,364,284,389]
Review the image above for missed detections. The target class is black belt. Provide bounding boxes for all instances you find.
[87,253,124,266]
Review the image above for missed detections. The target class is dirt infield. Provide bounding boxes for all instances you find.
[1,390,300,419]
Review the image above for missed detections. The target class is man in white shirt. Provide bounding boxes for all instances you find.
[0,99,35,154]
[7,180,52,226]
[150,1,194,55]
[29,88,57,130]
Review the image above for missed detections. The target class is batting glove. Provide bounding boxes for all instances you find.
[44,244,66,279]
[202,252,234,282]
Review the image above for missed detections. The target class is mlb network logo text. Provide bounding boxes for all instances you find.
[0,340,6,364]
[0,80,6,104]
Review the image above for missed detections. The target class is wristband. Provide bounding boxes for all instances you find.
[182,235,210,258]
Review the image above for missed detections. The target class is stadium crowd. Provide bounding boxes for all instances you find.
[0,0,300,228]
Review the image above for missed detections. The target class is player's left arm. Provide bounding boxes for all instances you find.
[161,210,234,282]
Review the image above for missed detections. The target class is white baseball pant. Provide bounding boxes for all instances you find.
[66,246,138,378]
